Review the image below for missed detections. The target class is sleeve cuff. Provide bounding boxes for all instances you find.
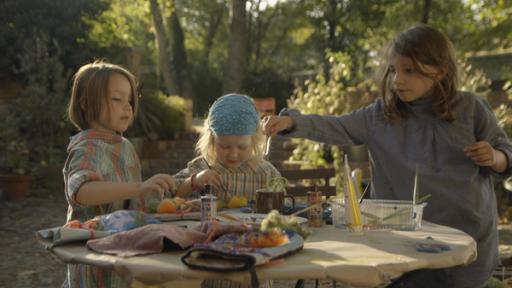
[495,146,512,178]
[278,108,309,137]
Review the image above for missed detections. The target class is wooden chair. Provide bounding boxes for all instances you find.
[279,167,337,198]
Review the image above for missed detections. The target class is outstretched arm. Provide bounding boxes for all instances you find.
[75,174,175,206]
[262,107,372,147]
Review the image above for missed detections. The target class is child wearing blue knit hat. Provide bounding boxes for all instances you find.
[175,94,281,206]
[176,94,280,288]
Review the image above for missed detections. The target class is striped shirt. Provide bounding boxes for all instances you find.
[63,130,142,288]
[175,157,281,201]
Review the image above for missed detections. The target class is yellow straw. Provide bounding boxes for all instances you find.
[344,155,362,231]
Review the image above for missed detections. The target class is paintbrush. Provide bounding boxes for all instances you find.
[264,135,272,160]
[204,161,229,196]
[290,200,327,217]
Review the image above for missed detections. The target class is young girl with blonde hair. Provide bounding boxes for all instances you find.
[176,93,279,288]
[176,94,280,202]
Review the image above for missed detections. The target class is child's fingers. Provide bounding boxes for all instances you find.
[262,116,287,135]
[159,174,176,188]
[143,182,164,194]
[463,141,489,153]
[464,147,486,158]
[261,116,273,135]
[205,175,222,189]
[470,154,494,165]
[464,142,496,167]
[150,174,174,191]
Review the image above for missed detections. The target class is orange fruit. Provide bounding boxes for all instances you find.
[82,219,99,230]
[249,230,289,248]
[157,198,177,213]
[64,220,82,229]
[228,196,248,208]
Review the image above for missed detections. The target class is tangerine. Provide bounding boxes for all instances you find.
[228,196,248,208]
[64,219,82,229]
[157,198,177,213]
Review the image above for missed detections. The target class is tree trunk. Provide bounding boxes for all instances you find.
[421,0,431,24]
[202,4,225,65]
[149,0,178,95]
[222,0,247,94]
[168,3,195,103]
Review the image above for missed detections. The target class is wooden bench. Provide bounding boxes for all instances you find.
[279,167,336,197]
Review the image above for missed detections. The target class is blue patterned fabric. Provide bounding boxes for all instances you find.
[99,210,160,232]
[208,94,259,136]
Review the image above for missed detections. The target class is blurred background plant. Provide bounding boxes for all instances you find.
[287,51,378,188]
[0,122,30,175]
[492,83,512,223]
[0,30,72,186]
[125,93,187,140]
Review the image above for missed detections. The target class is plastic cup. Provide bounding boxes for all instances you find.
[331,198,346,228]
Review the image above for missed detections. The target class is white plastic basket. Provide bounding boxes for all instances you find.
[359,199,427,230]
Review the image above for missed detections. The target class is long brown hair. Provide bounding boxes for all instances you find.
[68,60,139,131]
[379,24,459,122]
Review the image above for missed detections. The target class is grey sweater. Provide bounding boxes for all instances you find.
[280,92,512,287]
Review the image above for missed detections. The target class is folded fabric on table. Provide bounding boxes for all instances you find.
[86,221,250,257]
[87,223,207,256]
[182,229,304,271]
[36,227,116,248]
[181,229,304,288]
[36,210,160,248]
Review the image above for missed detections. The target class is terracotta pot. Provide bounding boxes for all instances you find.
[0,174,31,201]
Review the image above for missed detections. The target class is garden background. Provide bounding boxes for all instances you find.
[0,0,511,287]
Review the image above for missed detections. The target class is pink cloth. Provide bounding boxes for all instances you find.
[87,224,206,257]
[86,222,249,257]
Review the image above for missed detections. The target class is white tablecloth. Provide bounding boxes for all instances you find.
[50,222,476,287]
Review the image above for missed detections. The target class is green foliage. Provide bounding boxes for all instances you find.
[0,123,29,175]
[0,31,72,175]
[126,93,187,140]
[85,0,151,49]
[494,80,512,138]
[288,52,377,172]
[459,59,492,96]
[0,0,106,78]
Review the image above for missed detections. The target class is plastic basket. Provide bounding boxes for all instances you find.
[359,199,427,230]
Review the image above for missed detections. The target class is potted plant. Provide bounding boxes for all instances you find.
[0,133,31,201]
[0,32,71,195]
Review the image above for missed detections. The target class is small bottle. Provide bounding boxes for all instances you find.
[307,190,323,227]
[200,184,217,222]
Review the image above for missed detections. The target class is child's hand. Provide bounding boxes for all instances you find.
[195,169,223,191]
[140,174,175,197]
[464,141,498,167]
[261,116,294,136]
[464,141,508,173]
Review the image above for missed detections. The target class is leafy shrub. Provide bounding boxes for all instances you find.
[126,93,187,140]
[0,30,72,176]
[0,122,29,175]
[287,52,377,172]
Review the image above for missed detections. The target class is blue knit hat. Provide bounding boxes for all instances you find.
[208,94,259,136]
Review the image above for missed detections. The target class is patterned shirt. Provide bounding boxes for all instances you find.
[175,157,281,201]
[63,130,141,288]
